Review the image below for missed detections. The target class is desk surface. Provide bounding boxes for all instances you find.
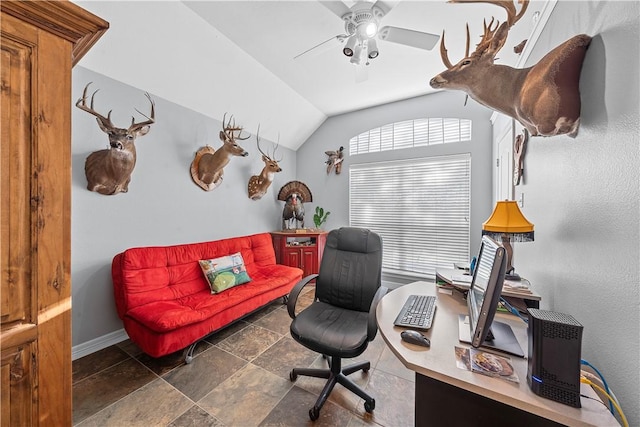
[376,281,619,427]
[436,268,542,301]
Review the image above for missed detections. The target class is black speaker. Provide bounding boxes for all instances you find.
[527,308,583,408]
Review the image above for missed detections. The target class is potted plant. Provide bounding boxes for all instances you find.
[313,206,330,230]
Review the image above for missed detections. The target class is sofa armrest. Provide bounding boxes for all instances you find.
[111,252,127,319]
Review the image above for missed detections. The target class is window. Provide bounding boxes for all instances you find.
[350,154,471,278]
[349,118,472,155]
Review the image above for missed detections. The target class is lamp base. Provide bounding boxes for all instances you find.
[505,272,521,281]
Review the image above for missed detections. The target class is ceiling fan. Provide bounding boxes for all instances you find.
[295,0,440,69]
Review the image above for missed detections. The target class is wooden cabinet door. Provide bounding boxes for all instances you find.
[284,249,302,270]
[301,248,317,277]
[1,16,38,425]
[1,3,107,425]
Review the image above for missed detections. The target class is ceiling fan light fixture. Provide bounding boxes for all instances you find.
[367,39,379,59]
[350,44,364,65]
[365,22,378,38]
[343,35,357,57]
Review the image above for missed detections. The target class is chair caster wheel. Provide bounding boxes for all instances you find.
[185,355,193,364]
[289,371,297,381]
[309,406,320,421]
[364,399,375,413]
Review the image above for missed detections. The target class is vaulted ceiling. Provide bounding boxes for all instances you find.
[75,1,549,150]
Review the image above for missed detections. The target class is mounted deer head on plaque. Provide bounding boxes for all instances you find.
[430,0,591,138]
[76,82,155,195]
[247,127,282,200]
[190,114,250,191]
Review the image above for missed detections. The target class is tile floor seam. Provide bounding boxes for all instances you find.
[74,376,162,427]
[72,356,138,387]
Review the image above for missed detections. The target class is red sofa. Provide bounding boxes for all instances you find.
[111,232,303,361]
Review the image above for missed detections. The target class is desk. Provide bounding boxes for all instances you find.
[376,281,619,427]
[437,268,541,309]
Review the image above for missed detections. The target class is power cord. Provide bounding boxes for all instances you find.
[499,297,528,323]
[581,359,613,413]
[580,377,628,427]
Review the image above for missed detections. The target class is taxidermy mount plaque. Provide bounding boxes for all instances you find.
[191,114,249,191]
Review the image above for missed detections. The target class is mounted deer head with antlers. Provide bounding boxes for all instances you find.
[76,82,155,195]
[430,0,591,138]
[247,127,282,200]
[190,114,250,191]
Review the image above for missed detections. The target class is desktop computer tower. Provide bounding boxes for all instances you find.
[527,308,583,408]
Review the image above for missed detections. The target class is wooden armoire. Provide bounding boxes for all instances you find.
[1,1,107,425]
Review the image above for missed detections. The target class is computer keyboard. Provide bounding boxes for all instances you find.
[393,294,437,330]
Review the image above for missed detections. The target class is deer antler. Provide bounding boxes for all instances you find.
[255,125,269,159]
[75,82,115,129]
[129,92,155,132]
[222,112,250,141]
[256,127,282,162]
[449,0,529,26]
[440,0,529,66]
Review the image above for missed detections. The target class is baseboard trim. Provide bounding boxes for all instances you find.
[72,329,129,361]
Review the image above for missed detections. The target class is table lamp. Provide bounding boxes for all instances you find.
[482,200,534,280]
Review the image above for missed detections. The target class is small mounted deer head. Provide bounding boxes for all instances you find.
[247,127,282,200]
[190,113,249,191]
[430,0,591,138]
[76,82,155,195]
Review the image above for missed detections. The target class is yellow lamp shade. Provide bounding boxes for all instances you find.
[482,200,534,234]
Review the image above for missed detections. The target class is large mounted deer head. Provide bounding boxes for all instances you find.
[247,127,282,200]
[190,114,250,191]
[430,0,591,138]
[76,82,155,195]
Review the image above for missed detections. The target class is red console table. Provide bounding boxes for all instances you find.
[271,230,328,278]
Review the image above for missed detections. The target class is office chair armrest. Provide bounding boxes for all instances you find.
[367,286,388,341]
[287,274,319,319]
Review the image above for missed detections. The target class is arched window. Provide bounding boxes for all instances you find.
[349,118,472,155]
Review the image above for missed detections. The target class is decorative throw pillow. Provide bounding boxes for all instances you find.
[199,252,251,294]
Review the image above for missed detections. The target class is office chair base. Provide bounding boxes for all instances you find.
[290,357,375,421]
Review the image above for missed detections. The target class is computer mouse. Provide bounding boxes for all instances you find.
[400,330,431,347]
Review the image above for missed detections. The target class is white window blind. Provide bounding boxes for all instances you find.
[350,118,472,155]
[350,154,471,278]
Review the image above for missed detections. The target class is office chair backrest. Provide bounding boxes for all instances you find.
[316,227,382,312]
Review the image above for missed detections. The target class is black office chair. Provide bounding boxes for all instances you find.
[287,227,387,421]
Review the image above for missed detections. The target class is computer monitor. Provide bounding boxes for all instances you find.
[458,235,525,357]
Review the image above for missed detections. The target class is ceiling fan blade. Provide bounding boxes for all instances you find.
[378,26,440,50]
[318,1,351,19]
[294,34,346,60]
[371,0,400,16]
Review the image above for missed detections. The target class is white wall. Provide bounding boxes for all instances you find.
[74,0,325,151]
[510,2,639,425]
[71,68,297,350]
[295,91,494,270]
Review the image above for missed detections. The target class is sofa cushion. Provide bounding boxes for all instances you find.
[126,263,301,333]
[112,232,279,319]
[199,252,251,293]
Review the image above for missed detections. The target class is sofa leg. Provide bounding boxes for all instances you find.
[282,295,289,304]
[183,342,198,364]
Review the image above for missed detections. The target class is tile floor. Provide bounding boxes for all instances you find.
[72,287,416,426]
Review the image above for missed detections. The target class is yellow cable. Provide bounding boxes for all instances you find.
[581,377,629,427]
